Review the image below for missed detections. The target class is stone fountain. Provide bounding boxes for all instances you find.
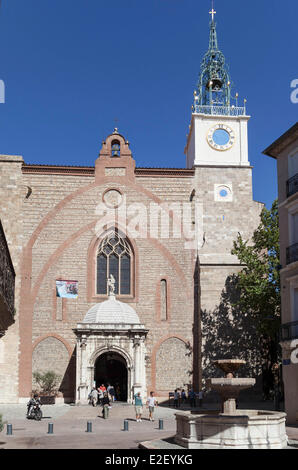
[207,359,255,414]
[174,359,288,449]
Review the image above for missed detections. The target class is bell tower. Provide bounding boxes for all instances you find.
[185,5,250,168]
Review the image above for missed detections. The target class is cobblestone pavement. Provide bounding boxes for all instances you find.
[0,401,297,450]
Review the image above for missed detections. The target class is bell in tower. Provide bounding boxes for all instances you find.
[195,4,232,109]
[185,3,250,169]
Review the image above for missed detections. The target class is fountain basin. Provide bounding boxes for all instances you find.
[174,410,288,449]
[213,359,246,377]
[207,378,256,413]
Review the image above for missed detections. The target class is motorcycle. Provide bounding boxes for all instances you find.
[27,403,42,421]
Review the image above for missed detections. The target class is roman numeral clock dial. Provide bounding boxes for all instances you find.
[207,124,235,151]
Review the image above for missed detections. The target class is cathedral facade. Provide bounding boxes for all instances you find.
[0,12,262,403]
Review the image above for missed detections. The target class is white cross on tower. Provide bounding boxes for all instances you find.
[209,7,216,21]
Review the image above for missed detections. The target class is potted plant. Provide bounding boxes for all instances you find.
[33,370,61,404]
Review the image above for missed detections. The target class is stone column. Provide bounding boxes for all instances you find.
[81,337,87,381]
[75,336,81,403]
[134,338,141,384]
[133,337,142,397]
[78,335,88,404]
[139,337,146,396]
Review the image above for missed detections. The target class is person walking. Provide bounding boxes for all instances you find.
[134,392,143,422]
[108,384,115,402]
[146,391,158,421]
[189,388,196,408]
[90,387,99,407]
[102,392,111,419]
[174,389,179,409]
[97,387,104,406]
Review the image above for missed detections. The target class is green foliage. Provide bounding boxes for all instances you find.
[33,370,61,396]
[0,414,4,432]
[231,200,281,340]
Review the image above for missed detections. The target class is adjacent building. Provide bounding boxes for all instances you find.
[0,219,16,337]
[264,122,298,424]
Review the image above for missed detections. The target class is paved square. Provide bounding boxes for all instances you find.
[0,402,177,449]
[1,402,298,449]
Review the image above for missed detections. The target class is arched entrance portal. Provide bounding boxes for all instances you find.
[94,352,128,401]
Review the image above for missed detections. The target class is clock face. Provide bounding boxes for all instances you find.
[207,124,235,151]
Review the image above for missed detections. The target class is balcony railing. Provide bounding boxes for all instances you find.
[286,173,298,198]
[280,320,298,341]
[0,220,15,320]
[194,105,246,117]
[286,243,298,265]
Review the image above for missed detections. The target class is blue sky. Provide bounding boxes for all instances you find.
[0,0,297,209]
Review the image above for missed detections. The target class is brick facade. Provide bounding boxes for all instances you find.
[0,130,262,403]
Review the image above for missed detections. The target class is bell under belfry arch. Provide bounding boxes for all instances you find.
[73,284,148,404]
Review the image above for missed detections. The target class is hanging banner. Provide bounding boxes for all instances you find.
[56,280,78,299]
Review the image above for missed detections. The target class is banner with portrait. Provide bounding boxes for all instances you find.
[56,280,78,299]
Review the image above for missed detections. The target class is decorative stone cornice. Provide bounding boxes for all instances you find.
[22,163,194,178]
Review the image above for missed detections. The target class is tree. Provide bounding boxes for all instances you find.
[231,200,281,398]
[33,370,61,396]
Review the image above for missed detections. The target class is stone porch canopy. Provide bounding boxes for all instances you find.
[82,295,141,325]
[73,293,148,404]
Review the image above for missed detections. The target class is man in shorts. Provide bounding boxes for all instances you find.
[146,391,158,421]
[134,392,143,422]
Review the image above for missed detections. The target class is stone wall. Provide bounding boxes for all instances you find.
[18,168,195,399]
[0,150,262,402]
[32,336,71,391]
[195,166,264,395]
[155,337,192,391]
[0,155,24,402]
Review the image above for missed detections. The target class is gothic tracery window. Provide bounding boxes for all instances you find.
[96,230,132,295]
